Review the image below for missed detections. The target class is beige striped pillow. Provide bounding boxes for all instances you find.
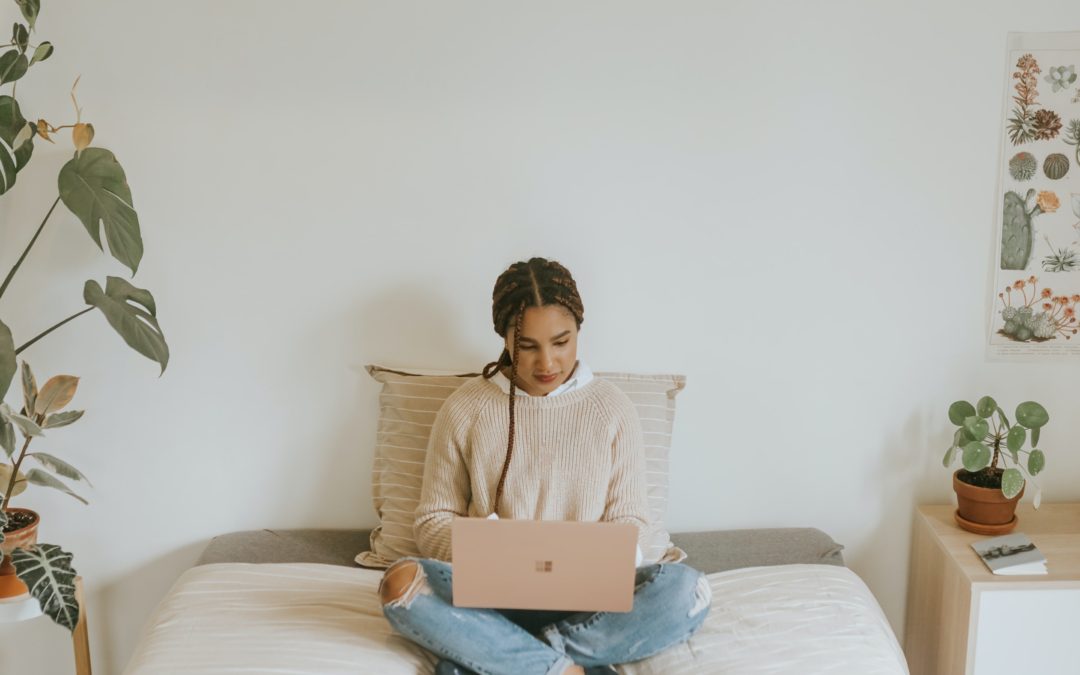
[355,365,686,568]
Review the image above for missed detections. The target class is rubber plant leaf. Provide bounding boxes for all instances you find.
[11,544,80,632]
[0,510,6,567]
[84,277,169,373]
[24,468,87,504]
[43,410,84,429]
[0,463,27,497]
[14,0,39,32]
[33,375,79,416]
[0,414,14,458]
[1001,468,1025,499]
[58,148,143,274]
[948,401,976,426]
[0,95,35,195]
[0,50,28,85]
[21,361,37,418]
[30,453,90,486]
[0,318,14,402]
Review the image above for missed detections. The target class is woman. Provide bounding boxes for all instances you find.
[379,257,709,675]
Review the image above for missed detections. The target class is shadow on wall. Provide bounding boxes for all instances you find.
[297,281,488,529]
[95,539,207,673]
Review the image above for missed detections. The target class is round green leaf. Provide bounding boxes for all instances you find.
[1001,468,1025,499]
[1028,449,1046,476]
[963,416,989,441]
[962,441,992,472]
[976,396,997,418]
[949,400,976,425]
[1016,401,1049,429]
[942,445,959,468]
[1006,426,1026,453]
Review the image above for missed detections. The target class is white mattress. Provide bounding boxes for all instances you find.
[124,563,908,675]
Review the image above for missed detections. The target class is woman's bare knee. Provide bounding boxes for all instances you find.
[379,560,425,607]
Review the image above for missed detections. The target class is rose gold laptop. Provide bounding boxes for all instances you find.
[451,518,637,612]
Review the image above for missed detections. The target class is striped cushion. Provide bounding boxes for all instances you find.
[356,365,686,568]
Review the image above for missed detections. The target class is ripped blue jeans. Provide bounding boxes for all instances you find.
[380,558,711,675]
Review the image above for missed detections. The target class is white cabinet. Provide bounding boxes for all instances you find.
[905,504,1080,675]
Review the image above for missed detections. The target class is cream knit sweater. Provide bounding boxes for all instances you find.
[414,375,649,561]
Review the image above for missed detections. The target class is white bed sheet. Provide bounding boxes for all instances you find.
[124,562,907,675]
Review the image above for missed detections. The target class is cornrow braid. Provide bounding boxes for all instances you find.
[481,257,585,513]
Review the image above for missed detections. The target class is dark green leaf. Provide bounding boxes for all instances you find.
[976,396,997,418]
[1032,426,1041,447]
[1028,449,1046,476]
[0,95,35,195]
[1001,468,1024,499]
[59,148,143,274]
[1006,426,1026,453]
[0,318,14,402]
[14,0,39,32]
[29,41,51,66]
[84,277,168,373]
[12,24,28,52]
[43,410,83,429]
[0,50,28,85]
[963,416,989,441]
[1016,401,1049,429]
[30,453,90,485]
[24,469,86,504]
[962,442,992,472]
[11,544,80,632]
[949,400,976,426]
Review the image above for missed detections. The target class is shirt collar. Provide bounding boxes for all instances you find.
[491,360,593,397]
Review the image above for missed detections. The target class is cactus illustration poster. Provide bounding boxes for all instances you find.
[990,32,1080,359]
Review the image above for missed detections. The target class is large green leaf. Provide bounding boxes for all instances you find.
[1015,401,1049,429]
[0,95,34,195]
[948,401,976,426]
[976,396,997,418]
[11,544,80,632]
[0,318,14,402]
[1001,468,1025,499]
[1006,426,1026,453]
[0,50,28,85]
[14,0,39,31]
[84,277,169,373]
[963,416,989,442]
[58,148,143,274]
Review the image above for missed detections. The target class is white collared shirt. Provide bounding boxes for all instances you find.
[491,360,594,397]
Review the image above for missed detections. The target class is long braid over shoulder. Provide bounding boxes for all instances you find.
[481,257,585,512]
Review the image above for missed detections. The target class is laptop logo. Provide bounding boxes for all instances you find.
[535,560,553,572]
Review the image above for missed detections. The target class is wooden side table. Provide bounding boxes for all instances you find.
[905,503,1080,675]
[0,576,91,675]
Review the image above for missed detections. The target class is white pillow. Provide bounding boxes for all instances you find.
[356,365,686,568]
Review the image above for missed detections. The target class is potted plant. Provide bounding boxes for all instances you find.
[0,0,169,631]
[943,396,1048,535]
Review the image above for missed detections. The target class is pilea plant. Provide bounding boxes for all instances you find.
[0,0,169,631]
[943,397,1049,503]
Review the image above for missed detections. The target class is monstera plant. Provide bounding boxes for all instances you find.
[0,0,169,630]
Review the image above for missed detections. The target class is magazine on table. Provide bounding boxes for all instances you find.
[970,532,1047,575]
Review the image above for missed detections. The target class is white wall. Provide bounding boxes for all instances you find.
[2,1,1079,671]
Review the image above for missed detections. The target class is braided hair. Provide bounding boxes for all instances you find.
[481,257,585,512]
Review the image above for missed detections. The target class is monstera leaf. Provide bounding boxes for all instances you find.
[0,95,34,196]
[84,277,169,373]
[58,148,143,274]
[11,544,80,631]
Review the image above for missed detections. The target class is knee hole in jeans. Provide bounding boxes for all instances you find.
[380,560,429,608]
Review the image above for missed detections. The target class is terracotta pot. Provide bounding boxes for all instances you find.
[953,470,1023,535]
[0,508,39,599]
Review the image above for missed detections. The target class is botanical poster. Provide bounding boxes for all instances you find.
[989,32,1080,359]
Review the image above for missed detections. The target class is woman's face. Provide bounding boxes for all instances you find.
[504,304,579,396]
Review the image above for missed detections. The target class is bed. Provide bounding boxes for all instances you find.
[122,527,909,674]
